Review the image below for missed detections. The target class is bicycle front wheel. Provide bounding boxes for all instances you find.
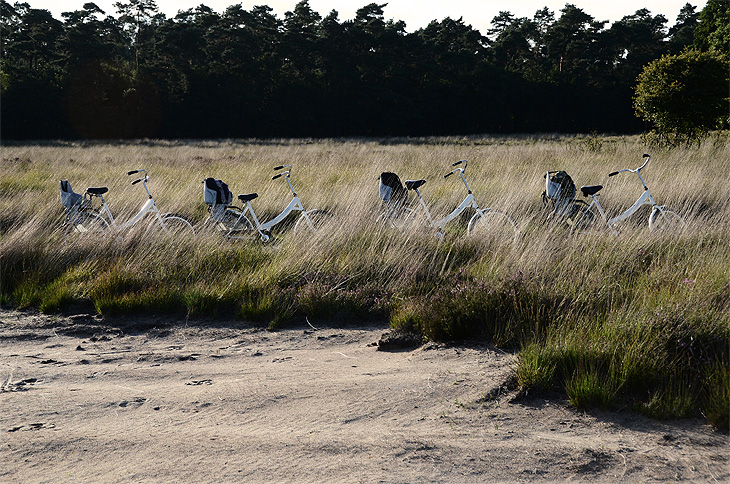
[649,209,685,232]
[66,211,109,235]
[467,210,519,246]
[153,215,196,240]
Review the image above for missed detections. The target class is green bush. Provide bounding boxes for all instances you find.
[634,49,729,145]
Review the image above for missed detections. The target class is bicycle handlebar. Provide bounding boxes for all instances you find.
[444,160,468,178]
[608,154,651,178]
[639,153,651,170]
[131,178,143,185]
[272,163,292,180]
[128,170,139,175]
[272,170,291,180]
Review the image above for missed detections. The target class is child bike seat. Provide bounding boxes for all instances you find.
[60,180,83,209]
[238,193,258,202]
[86,187,109,195]
[580,185,603,197]
[405,179,426,190]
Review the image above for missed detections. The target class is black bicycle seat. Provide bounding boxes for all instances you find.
[580,185,603,196]
[405,179,426,190]
[238,193,258,202]
[86,187,108,195]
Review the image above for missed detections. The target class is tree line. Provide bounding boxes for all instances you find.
[0,0,726,139]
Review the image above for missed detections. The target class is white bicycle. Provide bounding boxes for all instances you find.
[377,160,519,244]
[204,164,325,242]
[571,154,684,234]
[61,169,195,238]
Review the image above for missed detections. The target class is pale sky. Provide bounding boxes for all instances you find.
[26,0,707,32]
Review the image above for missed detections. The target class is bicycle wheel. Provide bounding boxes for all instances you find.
[294,209,329,233]
[569,204,597,234]
[66,211,109,234]
[213,207,256,238]
[153,215,195,240]
[649,209,685,232]
[467,210,519,245]
[377,207,424,231]
[376,209,399,229]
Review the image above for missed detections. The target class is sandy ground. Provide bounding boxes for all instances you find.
[1,309,727,484]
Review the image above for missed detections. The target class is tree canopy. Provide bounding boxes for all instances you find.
[0,1,723,139]
[634,49,729,145]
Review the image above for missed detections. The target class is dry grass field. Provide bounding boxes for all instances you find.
[1,134,729,430]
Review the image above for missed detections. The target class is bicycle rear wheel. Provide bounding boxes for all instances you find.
[467,210,519,246]
[376,207,424,231]
[649,209,685,232]
[66,211,109,235]
[569,203,597,234]
[212,206,256,239]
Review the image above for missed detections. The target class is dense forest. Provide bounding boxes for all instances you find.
[0,0,726,139]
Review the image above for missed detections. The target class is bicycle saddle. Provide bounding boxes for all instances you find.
[86,187,109,195]
[238,193,258,202]
[580,185,603,196]
[405,179,426,190]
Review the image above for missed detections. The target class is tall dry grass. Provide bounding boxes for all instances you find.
[1,134,728,427]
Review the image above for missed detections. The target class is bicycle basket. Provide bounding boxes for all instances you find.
[60,180,83,210]
[379,172,406,204]
[203,178,233,206]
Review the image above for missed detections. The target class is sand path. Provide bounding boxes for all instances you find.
[1,310,727,483]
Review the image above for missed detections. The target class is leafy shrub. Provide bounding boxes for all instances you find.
[634,49,729,145]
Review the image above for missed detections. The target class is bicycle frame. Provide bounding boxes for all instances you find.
[91,171,164,230]
[237,195,309,234]
[96,195,164,230]
[576,195,616,234]
[394,160,503,235]
[578,154,672,232]
[229,165,317,241]
[80,170,191,236]
[608,189,658,227]
[409,187,481,231]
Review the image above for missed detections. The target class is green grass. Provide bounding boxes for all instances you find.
[1,134,728,429]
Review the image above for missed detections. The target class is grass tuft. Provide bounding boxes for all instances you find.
[566,369,615,409]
